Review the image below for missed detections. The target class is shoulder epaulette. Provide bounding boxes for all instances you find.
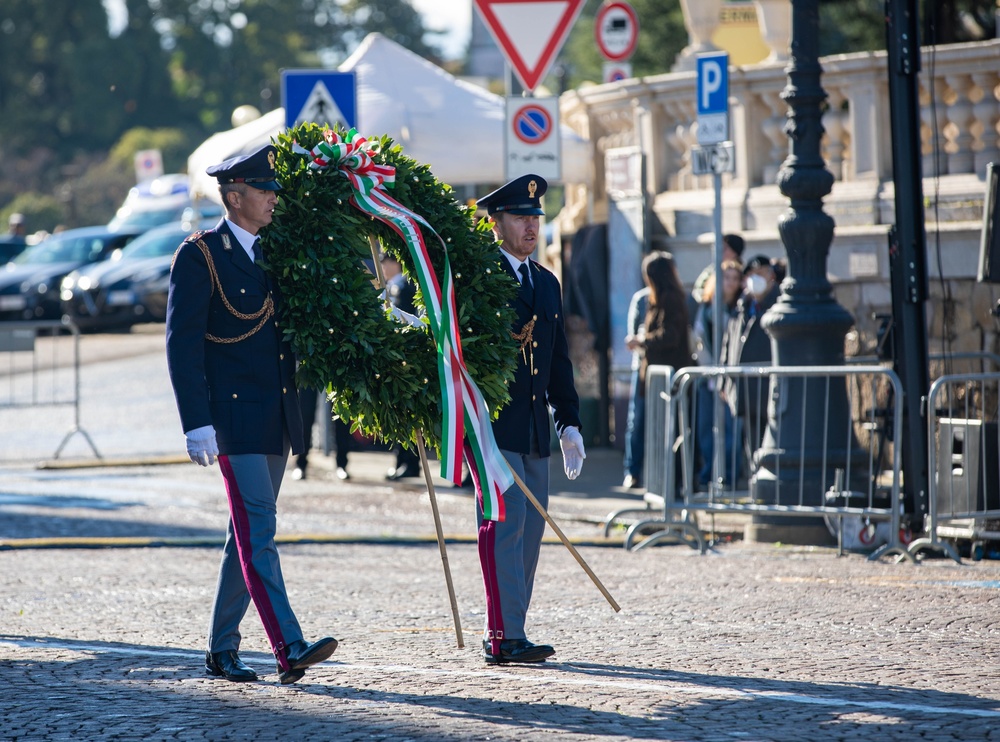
[184,230,209,243]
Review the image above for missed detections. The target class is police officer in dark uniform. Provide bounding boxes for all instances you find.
[166,144,337,685]
[475,174,586,665]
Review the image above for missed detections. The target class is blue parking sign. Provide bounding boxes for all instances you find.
[281,70,357,130]
[696,52,729,145]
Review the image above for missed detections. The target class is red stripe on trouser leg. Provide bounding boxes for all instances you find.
[466,442,504,655]
[478,520,504,656]
[218,455,292,672]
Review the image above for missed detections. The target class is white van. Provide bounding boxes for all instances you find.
[107,174,221,233]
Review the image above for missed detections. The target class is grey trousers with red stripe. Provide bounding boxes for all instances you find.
[210,448,303,670]
[477,448,549,647]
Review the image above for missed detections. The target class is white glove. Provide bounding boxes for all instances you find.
[390,305,424,328]
[559,427,586,480]
[185,425,218,467]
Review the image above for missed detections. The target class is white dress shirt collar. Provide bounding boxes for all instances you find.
[501,250,531,284]
[225,218,257,262]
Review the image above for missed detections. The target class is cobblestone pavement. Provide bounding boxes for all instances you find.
[3,327,1000,740]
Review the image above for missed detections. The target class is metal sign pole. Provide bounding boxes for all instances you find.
[711,171,725,493]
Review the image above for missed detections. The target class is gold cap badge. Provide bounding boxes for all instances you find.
[528,180,537,198]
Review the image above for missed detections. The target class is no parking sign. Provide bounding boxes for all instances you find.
[504,96,560,181]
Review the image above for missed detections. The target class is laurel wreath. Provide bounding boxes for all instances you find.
[263,123,519,453]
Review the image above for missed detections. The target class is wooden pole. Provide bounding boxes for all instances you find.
[416,431,465,648]
[507,464,621,613]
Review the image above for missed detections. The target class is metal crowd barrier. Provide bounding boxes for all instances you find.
[606,364,909,562]
[850,351,1000,376]
[906,371,1000,563]
[0,319,100,459]
[602,366,677,536]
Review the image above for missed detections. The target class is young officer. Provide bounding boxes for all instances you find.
[474,174,586,664]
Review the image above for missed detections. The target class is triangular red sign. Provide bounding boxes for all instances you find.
[474,0,586,92]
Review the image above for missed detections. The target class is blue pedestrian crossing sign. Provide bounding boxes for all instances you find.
[281,70,357,130]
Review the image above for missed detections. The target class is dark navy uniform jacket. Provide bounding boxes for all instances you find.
[165,219,304,456]
[492,257,581,457]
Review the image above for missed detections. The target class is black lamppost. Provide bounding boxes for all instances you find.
[749,0,860,542]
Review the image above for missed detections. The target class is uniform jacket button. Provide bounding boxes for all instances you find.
[232,393,238,399]
[282,387,287,394]
[240,288,246,294]
[532,314,538,321]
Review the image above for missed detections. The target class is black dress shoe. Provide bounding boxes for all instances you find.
[482,638,555,665]
[205,650,258,682]
[275,662,306,685]
[276,637,339,684]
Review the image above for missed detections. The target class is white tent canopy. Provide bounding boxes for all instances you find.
[188,33,590,202]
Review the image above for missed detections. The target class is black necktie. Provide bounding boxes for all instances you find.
[518,263,533,305]
[252,238,263,266]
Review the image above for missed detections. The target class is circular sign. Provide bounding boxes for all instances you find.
[512,104,553,145]
[595,1,639,62]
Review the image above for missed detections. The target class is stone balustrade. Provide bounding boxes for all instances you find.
[558,39,1000,356]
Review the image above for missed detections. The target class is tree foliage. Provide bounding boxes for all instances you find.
[553,0,995,89]
[0,0,440,225]
[818,0,995,55]
[558,0,687,88]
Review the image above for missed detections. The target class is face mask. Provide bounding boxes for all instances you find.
[747,273,768,298]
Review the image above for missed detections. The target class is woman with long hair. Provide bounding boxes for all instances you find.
[637,251,692,394]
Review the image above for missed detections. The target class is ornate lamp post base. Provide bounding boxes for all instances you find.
[745,0,866,544]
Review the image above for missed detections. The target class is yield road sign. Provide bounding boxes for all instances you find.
[690,142,735,175]
[474,0,585,92]
[505,95,560,181]
[281,70,357,130]
[696,52,729,145]
[595,1,639,62]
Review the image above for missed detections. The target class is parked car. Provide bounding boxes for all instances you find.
[107,174,221,233]
[0,226,143,322]
[60,217,217,331]
[0,236,29,264]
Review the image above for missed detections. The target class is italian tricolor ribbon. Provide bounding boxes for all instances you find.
[295,129,511,521]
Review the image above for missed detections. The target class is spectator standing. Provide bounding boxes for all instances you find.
[721,254,781,470]
[687,233,745,321]
[691,259,743,487]
[636,251,693,405]
[622,285,650,489]
[292,387,352,481]
[4,213,27,243]
[635,252,692,494]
